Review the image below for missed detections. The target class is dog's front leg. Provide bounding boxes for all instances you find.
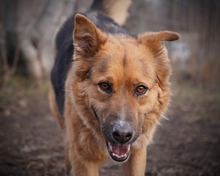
[122,147,147,176]
[69,153,100,176]
[69,162,100,176]
[66,143,100,176]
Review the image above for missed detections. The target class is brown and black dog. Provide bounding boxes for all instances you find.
[49,0,180,175]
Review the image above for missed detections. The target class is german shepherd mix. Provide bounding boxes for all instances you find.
[49,0,180,175]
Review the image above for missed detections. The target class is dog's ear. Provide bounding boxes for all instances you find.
[138,31,180,42]
[155,31,180,41]
[138,31,180,53]
[73,13,107,57]
[138,31,180,86]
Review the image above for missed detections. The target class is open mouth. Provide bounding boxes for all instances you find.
[106,141,131,162]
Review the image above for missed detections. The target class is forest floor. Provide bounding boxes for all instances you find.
[0,77,220,176]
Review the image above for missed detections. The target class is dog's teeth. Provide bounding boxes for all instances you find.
[112,152,127,159]
[107,142,130,160]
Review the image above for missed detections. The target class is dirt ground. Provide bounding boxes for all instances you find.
[0,79,220,176]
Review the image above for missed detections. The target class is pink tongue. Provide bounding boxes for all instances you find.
[112,145,129,156]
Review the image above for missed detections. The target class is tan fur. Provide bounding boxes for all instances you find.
[102,0,132,25]
[50,13,180,176]
[49,84,64,129]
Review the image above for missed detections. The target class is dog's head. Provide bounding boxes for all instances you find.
[70,14,180,162]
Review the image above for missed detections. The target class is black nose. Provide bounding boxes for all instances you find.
[112,122,133,144]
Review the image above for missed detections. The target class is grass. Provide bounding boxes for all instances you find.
[171,82,220,123]
[172,82,220,103]
[0,76,50,116]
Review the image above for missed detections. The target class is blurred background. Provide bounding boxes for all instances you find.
[0,0,219,176]
[1,0,219,86]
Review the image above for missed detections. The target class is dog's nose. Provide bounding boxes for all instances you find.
[112,122,133,144]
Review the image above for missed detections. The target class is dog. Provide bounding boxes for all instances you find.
[49,0,180,175]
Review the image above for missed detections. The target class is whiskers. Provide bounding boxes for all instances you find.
[162,115,169,121]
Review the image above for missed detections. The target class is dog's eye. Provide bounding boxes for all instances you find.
[135,85,148,96]
[98,82,112,94]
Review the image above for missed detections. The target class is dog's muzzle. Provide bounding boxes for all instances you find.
[106,121,133,162]
[92,107,134,162]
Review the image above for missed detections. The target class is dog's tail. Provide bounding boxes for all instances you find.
[90,0,132,25]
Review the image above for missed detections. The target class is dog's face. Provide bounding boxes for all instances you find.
[70,14,180,162]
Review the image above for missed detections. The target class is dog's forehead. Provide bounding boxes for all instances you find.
[93,37,156,86]
[105,36,154,71]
